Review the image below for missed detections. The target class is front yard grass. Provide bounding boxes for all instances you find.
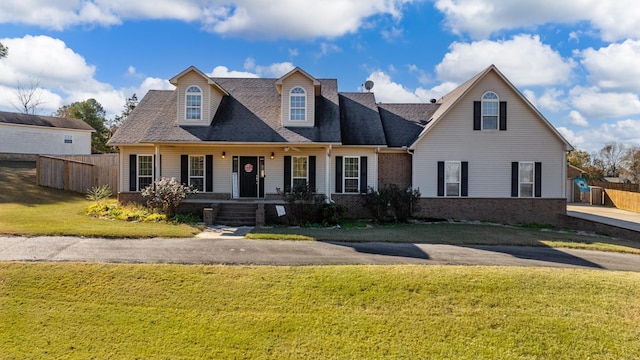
[1,262,639,359]
[0,162,199,238]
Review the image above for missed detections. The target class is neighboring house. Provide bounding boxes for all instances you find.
[0,111,94,155]
[109,64,573,225]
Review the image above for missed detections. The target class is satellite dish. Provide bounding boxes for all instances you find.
[364,80,374,92]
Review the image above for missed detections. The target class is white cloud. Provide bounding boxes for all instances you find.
[318,43,342,57]
[0,0,417,39]
[567,110,589,127]
[569,86,640,119]
[0,35,173,118]
[434,0,640,41]
[209,66,259,78]
[579,39,640,92]
[435,35,573,86]
[366,71,456,103]
[559,120,640,153]
[523,88,566,113]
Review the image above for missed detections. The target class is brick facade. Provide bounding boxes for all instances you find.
[378,153,412,189]
[332,194,369,219]
[413,198,567,226]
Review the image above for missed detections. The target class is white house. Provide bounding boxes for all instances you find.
[109,64,573,225]
[0,111,94,155]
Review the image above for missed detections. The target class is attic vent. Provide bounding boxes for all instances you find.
[430,98,437,104]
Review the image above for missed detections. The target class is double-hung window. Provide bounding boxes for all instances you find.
[290,87,306,121]
[482,91,498,130]
[445,161,461,197]
[64,134,73,144]
[189,155,205,191]
[519,162,534,197]
[137,155,153,191]
[292,156,308,191]
[186,86,202,120]
[344,157,360,193]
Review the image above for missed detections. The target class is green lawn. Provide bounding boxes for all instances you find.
[1,263,639,359]
[0,162,199,238]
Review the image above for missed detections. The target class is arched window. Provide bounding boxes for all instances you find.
[185,86,202,120]
[481,91,498,130]
[290,87,306,121]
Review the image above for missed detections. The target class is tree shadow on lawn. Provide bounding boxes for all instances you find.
[0,162,84,206]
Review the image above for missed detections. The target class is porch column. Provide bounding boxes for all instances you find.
[326,145,332,200]
[154,145,161,180]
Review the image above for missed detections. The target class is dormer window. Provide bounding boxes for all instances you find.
[290,87,306,121]
[186,86,202,120]
[481,91,498,130]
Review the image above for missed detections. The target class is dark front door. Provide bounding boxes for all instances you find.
[239,156,258,197]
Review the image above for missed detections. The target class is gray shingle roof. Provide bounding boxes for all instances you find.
[338,93,386,145]
[377,103,440,147]
[109,78,342,145]
[0,111,94,131]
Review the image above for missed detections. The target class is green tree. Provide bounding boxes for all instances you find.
[567,150,591,170]
[56,99,113,154]
[0,42,7,58]
[110,93,138,134]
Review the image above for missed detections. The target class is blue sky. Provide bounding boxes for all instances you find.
[1,0,640,153]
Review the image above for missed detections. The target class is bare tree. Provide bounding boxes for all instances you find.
[623,146,640,185]
[12,78,45,114]
[0,42,7,58]
[594,142,626,177]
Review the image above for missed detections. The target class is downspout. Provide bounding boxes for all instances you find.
[374,147,380,191]
[326,145,332,201]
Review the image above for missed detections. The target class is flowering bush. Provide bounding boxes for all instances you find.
[142,177,197,218]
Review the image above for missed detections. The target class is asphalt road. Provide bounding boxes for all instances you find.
[1,235,640,272]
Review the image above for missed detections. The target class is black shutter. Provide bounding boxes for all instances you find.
[360,156,368,194]
[437,161,445,196]
[335,156,343,193]
[129,154,137,191]
[461,161,468,197]
[499,101,507,131]
[205,155,213,192]
[511,162,519,197]
[473,101,481,130]
[180,155,188,185]
[284,156,291,193]
[308,156,316,192]
[535,162,542,197]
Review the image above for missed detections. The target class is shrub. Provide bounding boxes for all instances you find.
[276,184,346,226]
[86,185,112,205]
[142,177,197,218]
[364,184,421,223]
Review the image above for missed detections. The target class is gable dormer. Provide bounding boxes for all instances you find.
[276,67,321,128]
[169,66,228,126]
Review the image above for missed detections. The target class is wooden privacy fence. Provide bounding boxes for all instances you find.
[37,154,119,194]
[590,181,640,193]
[604,189,640,213]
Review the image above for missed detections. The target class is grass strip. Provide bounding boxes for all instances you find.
[1,263,639,359]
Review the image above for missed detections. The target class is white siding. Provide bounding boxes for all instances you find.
[0,123,91,155]
[120,146,156,192]
[175,72,224,126]
[330,148,377,194]
[280,73,315,128]
[413,71,566,198]
[120,145,328,196]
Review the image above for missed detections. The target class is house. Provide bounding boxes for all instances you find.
[0,111,94,156]
[109,64,573,225]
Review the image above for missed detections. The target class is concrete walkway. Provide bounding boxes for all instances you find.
[567,204,640,232]
[1,234,640,272]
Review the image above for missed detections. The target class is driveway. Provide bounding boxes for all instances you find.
[1,235,640,272]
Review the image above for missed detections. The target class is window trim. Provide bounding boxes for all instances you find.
[518,161,535,198]
[343,156,360,193]
[289,86,306,121]
[481,91,499,130]
[185,85,202,120]
[292,156,308,191]
[137,154,154,191]
[444,161,461,197]
[189,155,205,192]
